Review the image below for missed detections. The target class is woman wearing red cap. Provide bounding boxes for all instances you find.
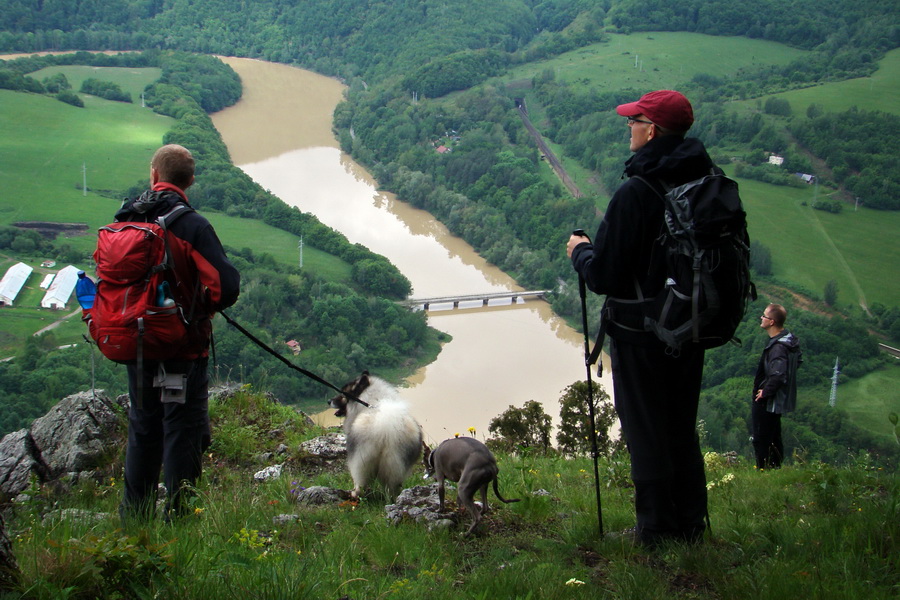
[567,90,717,547]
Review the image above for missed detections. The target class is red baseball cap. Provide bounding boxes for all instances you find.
[615,90,694,132]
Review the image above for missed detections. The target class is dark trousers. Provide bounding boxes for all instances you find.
[121,357,210,521]
[610,338,708,544]
[751,401,783,469]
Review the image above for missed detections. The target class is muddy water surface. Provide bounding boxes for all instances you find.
[211,57,612,443]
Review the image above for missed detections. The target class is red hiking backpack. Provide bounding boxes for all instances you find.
[84,203,194,364]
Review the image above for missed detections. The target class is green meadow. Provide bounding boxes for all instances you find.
[30,64,163,101]
[737,47,900,117]
[831,361,900,442]
[734,173,900,310]
[503,31,809,92]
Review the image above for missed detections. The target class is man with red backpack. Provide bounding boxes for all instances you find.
[111,144,240,521]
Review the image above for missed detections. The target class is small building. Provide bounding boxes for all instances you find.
[41,265,79,310]
[795,173,817,184]
[40,273,56,289]
[41,260,57,268]
[0,262,33,306]
[436,145,450,154]
[767,154,784,166]
[286,340,302,355]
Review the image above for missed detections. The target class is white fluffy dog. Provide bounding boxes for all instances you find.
[328,371,423,499]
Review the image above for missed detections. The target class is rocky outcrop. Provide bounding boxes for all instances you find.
[0,390,127,502]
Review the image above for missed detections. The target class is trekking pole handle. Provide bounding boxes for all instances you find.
[572,228,587,237]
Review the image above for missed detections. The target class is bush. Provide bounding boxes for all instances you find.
[56,90,84,107]
[487,400,552,454]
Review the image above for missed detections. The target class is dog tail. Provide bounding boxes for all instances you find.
[492,477,521,504]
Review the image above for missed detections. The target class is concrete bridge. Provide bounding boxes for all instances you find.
[402,290,551,311]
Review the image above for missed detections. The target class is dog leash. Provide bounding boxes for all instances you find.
[219,310,369,407]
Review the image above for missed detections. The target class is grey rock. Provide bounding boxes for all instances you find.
[272,514,302,526]
[254,464,283,481]
[300,433,346,459]
[385,483,458,527]
[30,390,125,478]
[0,429,49,500]
[293,485,349,505]
[0,390,125,501]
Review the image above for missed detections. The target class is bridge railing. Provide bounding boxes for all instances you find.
[401,290,550,310]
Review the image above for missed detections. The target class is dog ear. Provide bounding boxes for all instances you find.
[352,371,370,397]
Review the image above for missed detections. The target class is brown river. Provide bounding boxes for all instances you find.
[211,57,612,444]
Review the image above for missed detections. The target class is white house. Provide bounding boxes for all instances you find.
[41,265,79,310]
[0,262,33,306]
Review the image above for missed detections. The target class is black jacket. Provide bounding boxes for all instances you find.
[571,135,716,343]
[115,186,240,358]
[753,330,802,414]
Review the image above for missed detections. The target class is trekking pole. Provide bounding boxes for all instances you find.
[573,229,604,537]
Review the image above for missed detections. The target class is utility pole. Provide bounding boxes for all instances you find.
[298,236,304,269]
[82,162,87,196]
[829,357,840,407]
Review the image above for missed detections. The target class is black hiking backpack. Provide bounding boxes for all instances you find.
[601,171,757,353]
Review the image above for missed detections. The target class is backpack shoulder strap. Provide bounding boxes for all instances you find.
[156,202,194,230]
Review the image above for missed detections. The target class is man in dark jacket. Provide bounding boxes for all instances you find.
[752,303,801,469]
[118,144,240,521]
[566,90,714,546]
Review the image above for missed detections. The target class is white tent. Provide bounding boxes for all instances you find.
[41,265,79,310]
[0,262,33,306]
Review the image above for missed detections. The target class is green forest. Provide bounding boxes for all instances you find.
[1,0,899,466]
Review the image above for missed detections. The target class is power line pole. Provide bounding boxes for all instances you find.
[298,236,304,269]
[82,162,87,196]
[829,356,840,407]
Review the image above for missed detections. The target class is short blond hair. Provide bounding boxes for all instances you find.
[151,144,194,190]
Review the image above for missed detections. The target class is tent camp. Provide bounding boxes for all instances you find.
[41,265,79,310]
[0,262,33,306]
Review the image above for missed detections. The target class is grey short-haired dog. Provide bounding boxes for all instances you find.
[423,437,520,535]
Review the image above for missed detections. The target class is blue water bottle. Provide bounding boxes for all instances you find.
[156,280,175,307]
[75,270,96,309]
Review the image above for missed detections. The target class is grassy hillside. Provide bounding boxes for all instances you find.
[30,64,162,101]
[0,87,172,225]
[502,32,809,92]
[4,389,897,599]
[734,172,900,309]
[835,362,900,442]
[737,47,900,117]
